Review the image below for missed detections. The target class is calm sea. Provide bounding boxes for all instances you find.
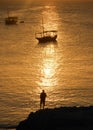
[0,2,93,129]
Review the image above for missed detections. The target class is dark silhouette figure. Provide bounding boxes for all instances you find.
[40,90,47,109]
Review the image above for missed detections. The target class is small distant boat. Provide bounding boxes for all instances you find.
[5,10,18,25]
[35,18,57,43]
[5,16,18,25]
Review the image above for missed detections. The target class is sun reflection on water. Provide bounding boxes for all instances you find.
[42,5,59,31]
[39,44,58,88]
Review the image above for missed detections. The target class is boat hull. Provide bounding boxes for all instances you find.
[5,21,17,25]
[36,35,57,43]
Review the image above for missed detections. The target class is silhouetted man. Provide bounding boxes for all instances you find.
[40,90,47,109]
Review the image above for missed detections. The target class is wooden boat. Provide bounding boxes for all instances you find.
[35,30,57,43]
[35,18,57,43]
[5,10,18,25]
[5,16,18,25]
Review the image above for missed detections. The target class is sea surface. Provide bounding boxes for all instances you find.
[0,1,93,129]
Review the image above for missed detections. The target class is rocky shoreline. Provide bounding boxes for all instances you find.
[16,106,93,130]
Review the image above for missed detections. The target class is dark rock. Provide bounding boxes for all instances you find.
[16,106,93,130]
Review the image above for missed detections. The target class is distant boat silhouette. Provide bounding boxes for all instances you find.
[5,10,18,25]
[35,17,57,43]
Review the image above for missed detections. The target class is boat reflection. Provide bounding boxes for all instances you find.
[37,41,58,47]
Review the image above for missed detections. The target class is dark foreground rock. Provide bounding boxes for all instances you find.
[16,106,93,130]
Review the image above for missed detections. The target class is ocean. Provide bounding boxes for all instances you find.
[0,1,93,129]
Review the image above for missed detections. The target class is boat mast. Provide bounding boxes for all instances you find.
[42,16,44,36]
[7,8,10,18]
